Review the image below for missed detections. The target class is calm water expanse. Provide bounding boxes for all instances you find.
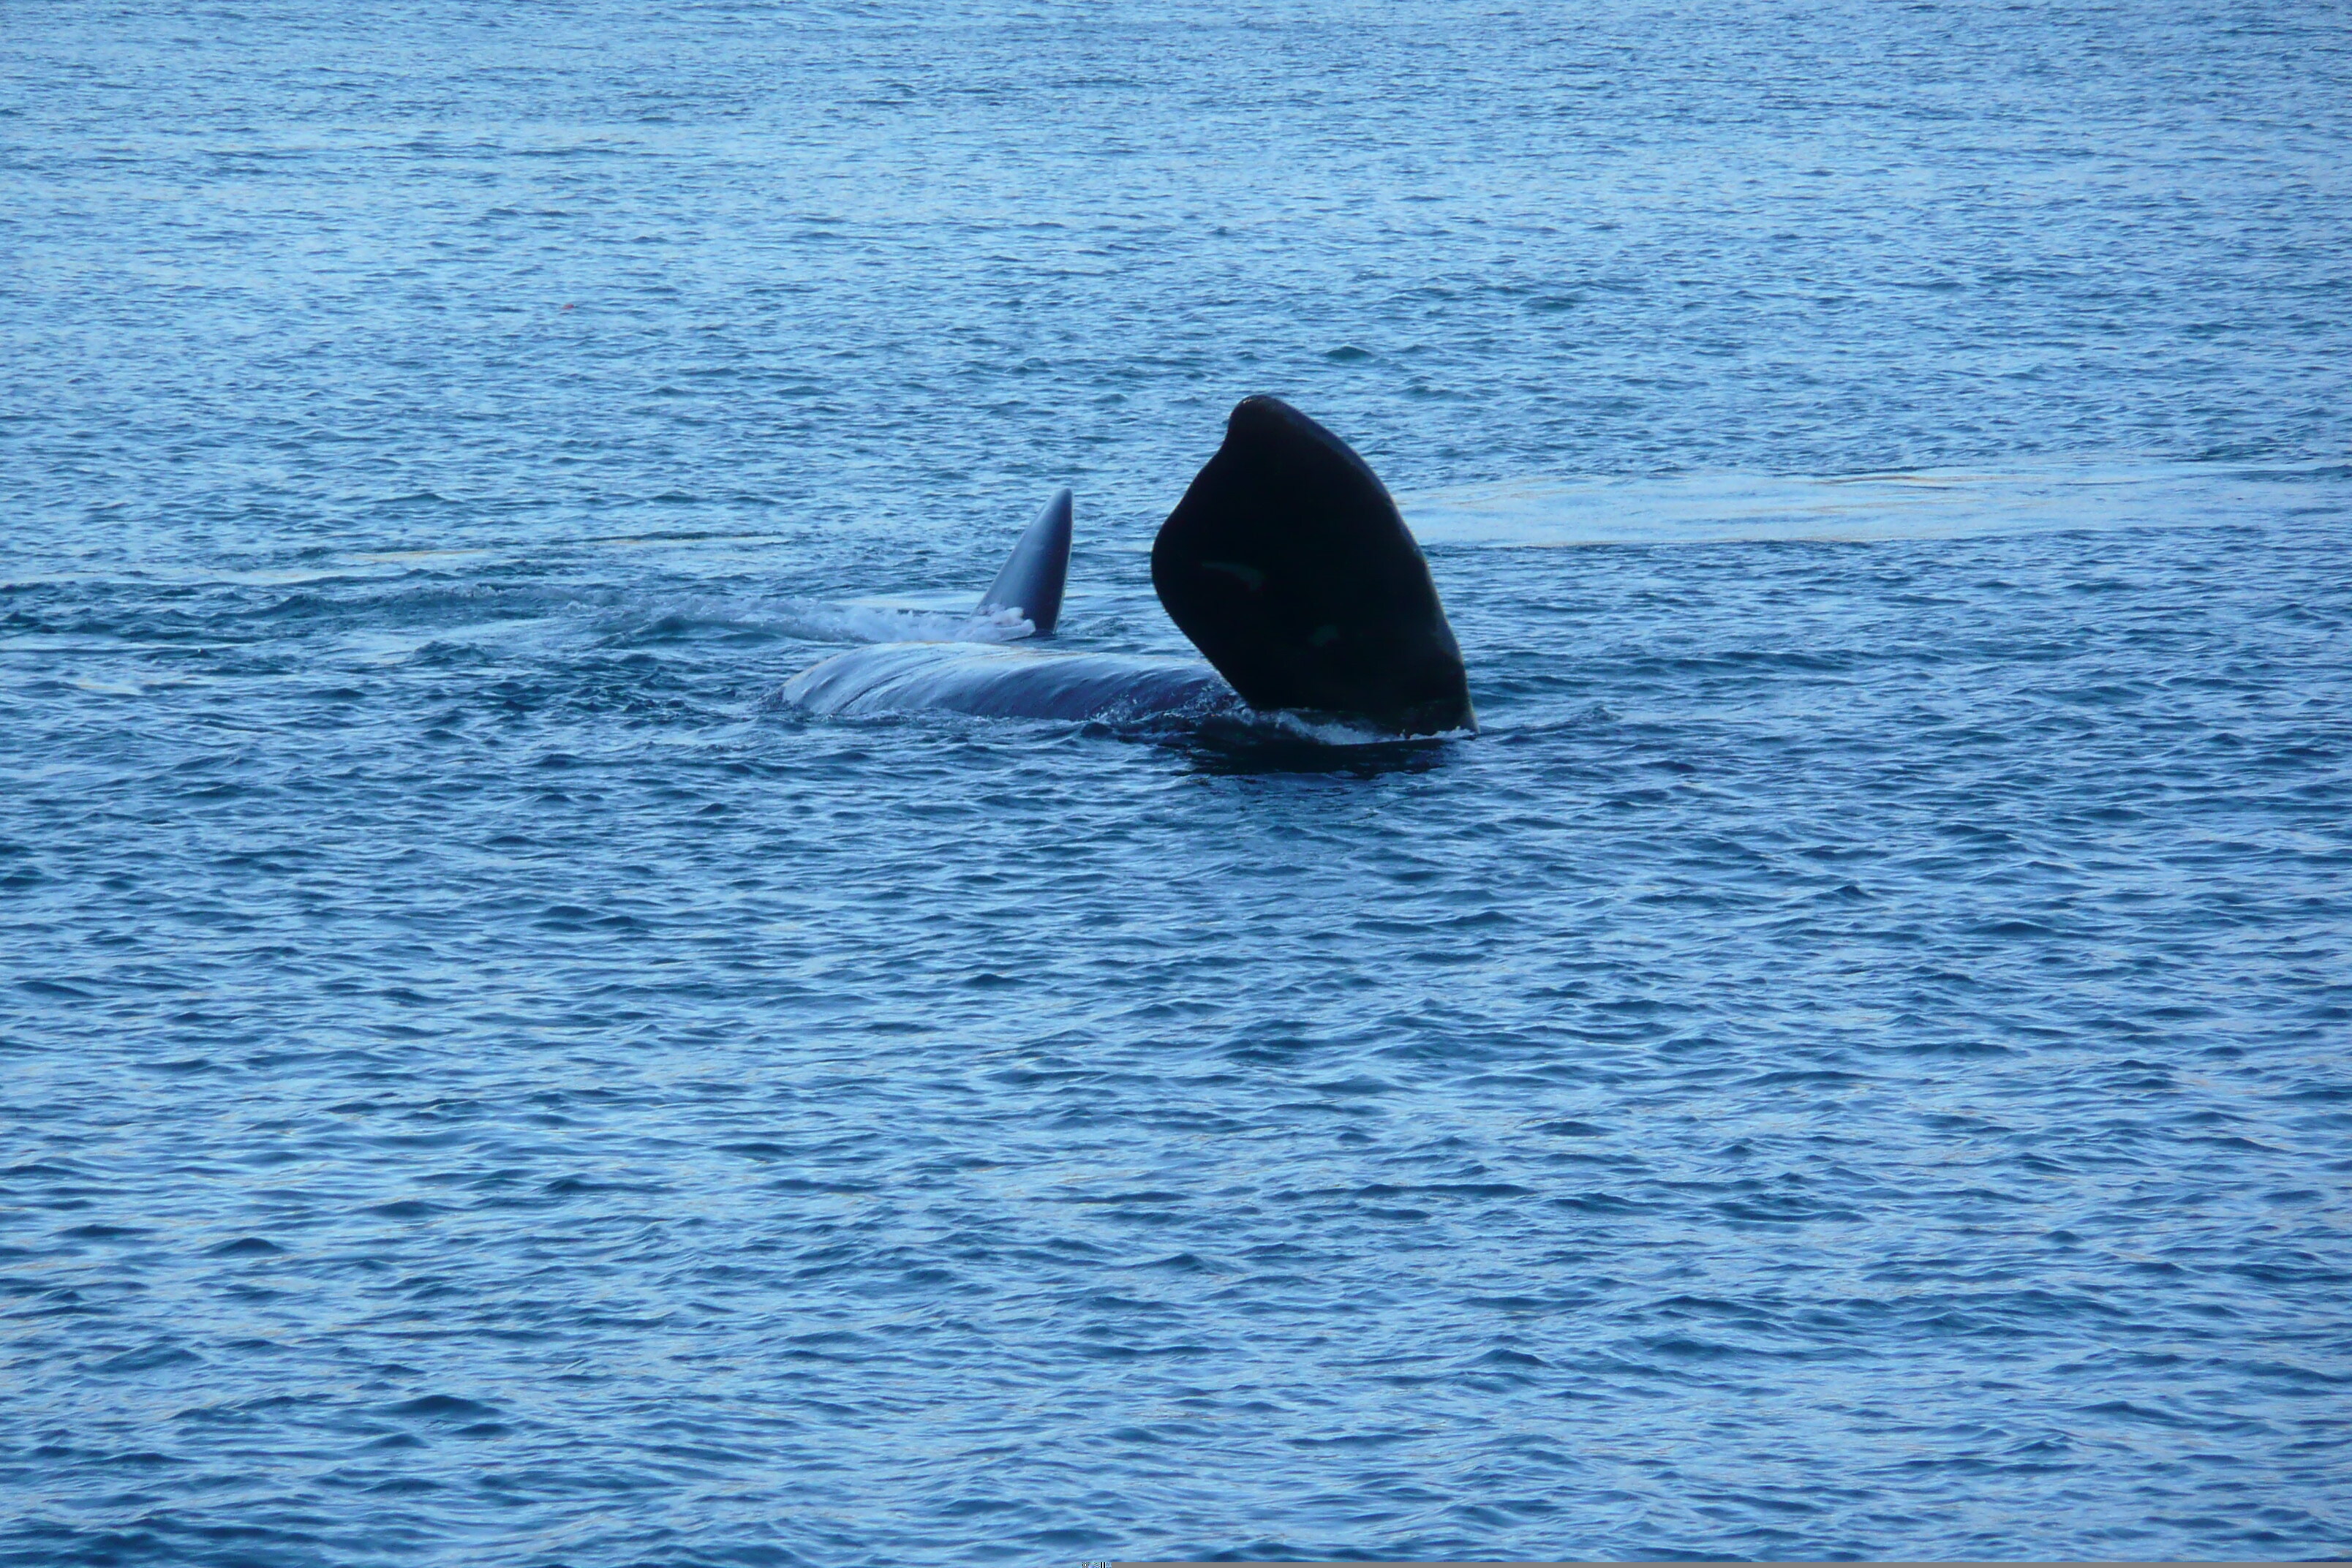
[4,1,2350,1562]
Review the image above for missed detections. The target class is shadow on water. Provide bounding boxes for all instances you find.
[1158,716,1462,778]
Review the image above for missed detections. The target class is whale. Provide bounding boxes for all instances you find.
[780,484,1235,722]
[780,396,1476,736]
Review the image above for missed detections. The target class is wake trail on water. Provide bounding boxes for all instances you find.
[274,586,1037,657]
[1401,459,2352,549]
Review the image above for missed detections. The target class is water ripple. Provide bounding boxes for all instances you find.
[6,0,2351,1563]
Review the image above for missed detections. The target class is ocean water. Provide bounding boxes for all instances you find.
[4,1,2350,1562]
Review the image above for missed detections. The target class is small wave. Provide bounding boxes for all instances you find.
[773,602,1036,645]
[1177,713,1460,776]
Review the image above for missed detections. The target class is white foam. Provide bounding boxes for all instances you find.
[1248,709,1472,747]
[775,601,1036,645]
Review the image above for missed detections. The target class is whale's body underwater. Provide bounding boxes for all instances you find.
[780,396,1476,737]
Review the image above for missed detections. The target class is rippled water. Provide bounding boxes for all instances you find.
[5,2,2350,1562]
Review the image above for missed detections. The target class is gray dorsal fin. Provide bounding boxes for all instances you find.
[976,487,1072,636]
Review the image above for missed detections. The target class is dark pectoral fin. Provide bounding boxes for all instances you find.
[1149,396,1474,735]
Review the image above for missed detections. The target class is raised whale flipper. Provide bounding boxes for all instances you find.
[1150,397,1474,736]
[976,487,1073,636]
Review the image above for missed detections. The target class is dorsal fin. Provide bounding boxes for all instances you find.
[1150,397,1474,735]
[976,488,1072,636]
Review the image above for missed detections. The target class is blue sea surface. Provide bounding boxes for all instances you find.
[4,1,2350,1562]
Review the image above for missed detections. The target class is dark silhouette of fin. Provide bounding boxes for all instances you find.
[1150,397,1474,735]
[976,488,1073,636]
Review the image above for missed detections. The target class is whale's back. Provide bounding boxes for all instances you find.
[781,642,1231,722]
